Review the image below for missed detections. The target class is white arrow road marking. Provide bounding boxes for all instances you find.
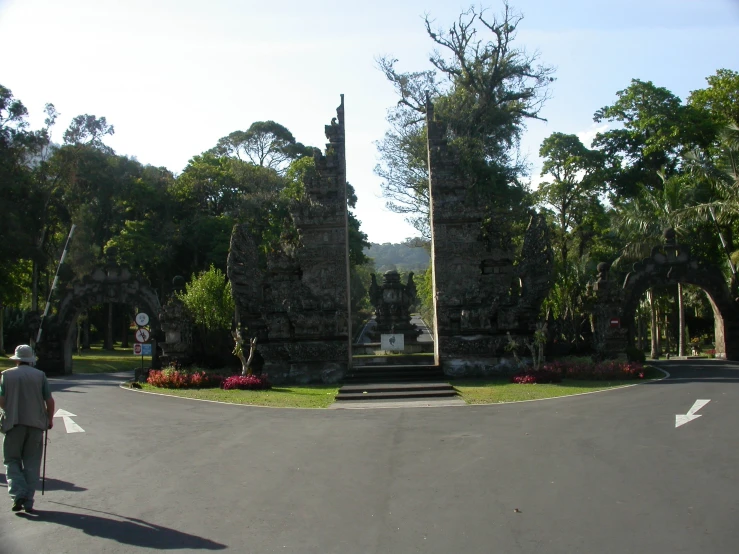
[54,409,85,433]
[675,399,711,428]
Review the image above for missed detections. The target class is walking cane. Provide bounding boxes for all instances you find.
[41,428,48,495]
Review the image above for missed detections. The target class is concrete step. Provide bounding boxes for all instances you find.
[340,382,454,394]
[351,356,435,366]
[335,389,458,401]
[351,364,438,371]
[344,373,445,384]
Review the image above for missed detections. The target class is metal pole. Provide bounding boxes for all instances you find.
[41,429,48,495]
[36,224,76,344]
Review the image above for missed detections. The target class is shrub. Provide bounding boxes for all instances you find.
[147,368,225,389]
[706,349,716,358]
[511,368,562,384]
[625,346,646,363]
[511,360,645,384]
[221,374,271,390]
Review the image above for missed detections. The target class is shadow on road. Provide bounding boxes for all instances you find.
[0,474,87,492]
[18,502,226,550]
[647,359,739,384]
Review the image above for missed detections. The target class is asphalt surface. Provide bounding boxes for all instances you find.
[1,360,738,553]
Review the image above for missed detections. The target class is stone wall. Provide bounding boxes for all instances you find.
[228,96,351,384]
[425,99,553,376]
[592,230,739,360]
[36,265,161,374]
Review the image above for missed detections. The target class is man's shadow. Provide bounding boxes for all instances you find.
[18,502,226,550]
[0,474,86,492]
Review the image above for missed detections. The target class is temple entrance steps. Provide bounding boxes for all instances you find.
[336,361,459,402]
[335,381,457,402]
[344,362,445,383]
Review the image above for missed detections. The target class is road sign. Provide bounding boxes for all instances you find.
[141,343,153,356]
[133,343,142,355]
[135,312,150,326]
[610,318,620,328]
[135,328,150,343]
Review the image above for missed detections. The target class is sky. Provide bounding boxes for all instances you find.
[1,0,738,244]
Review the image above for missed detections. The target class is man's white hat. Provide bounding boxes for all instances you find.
[9,344,36,363]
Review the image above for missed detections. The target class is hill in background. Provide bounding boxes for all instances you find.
[365,242,430,273]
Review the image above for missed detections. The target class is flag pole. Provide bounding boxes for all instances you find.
[36,224,76,345]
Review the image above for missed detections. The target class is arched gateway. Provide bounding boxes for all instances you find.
[35,265,161,374]
[592,230,739,360]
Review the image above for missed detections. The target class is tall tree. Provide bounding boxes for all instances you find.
[689,69,739,128]
[593,79,716,197]
[375,1,554,237]
[536,132,605,268]
[210,121,313,174]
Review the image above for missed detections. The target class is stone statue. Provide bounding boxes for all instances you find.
[367,270,422,341]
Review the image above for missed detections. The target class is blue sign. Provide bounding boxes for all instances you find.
[141,343,153,356]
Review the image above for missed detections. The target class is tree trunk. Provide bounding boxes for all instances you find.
[83,317,90,350]
[105,303,114,350]
[637,312,644,351]
[31,260,39,348]
[678,283,686,357]
[649,289,660,358]
[77,317,82,355]
[120,310,129,348]
[0,306,4,354]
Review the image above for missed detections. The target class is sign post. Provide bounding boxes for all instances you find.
[134,313,150,375]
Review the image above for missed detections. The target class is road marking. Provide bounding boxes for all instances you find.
[675,399,710,428]
[54,409,85,433]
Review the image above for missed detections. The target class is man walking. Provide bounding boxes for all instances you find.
[0,344,55,513]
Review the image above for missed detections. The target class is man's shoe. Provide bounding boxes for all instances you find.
[23,506,36,514]
[11,498,25,512]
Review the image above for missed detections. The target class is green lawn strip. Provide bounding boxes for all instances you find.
[454,365,664,404]
[138,383,339,409]
[71,346,151,373]
[2,347,149,373]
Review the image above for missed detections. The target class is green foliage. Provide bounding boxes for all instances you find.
[210,120,313,173]
[689,69,739,127]
[537,132,606,268]
[376,2,553,237]
[593,78,716,197]
[416,266,435,332]
[177,266,234,331]
[625,346,646,363]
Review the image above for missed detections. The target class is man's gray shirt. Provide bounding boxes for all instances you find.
[0,365,51,433]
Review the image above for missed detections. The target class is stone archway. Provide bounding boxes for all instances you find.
[592,230,739,360]
[36,265,161,374]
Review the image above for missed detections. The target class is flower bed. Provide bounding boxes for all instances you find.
[222,374,271,390]
[147,368,272,390]
[511,360,645,384]
[147,368,225,389]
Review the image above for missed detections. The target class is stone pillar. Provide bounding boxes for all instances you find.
[228,96,351,384]
[425,98,552,376]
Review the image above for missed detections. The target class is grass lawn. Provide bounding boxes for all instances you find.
[72,346,151,373]
[1,346,149,374]
[137,383,339,409]
[454,366,664,404]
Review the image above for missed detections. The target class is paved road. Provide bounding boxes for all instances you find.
[1,360,738,553]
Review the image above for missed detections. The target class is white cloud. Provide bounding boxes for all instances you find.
[577,123,611,149]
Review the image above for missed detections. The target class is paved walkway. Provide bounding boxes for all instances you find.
[1,361,738,553]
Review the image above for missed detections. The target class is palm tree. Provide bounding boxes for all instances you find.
[613,173,695,357]
[684,123,739,281]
